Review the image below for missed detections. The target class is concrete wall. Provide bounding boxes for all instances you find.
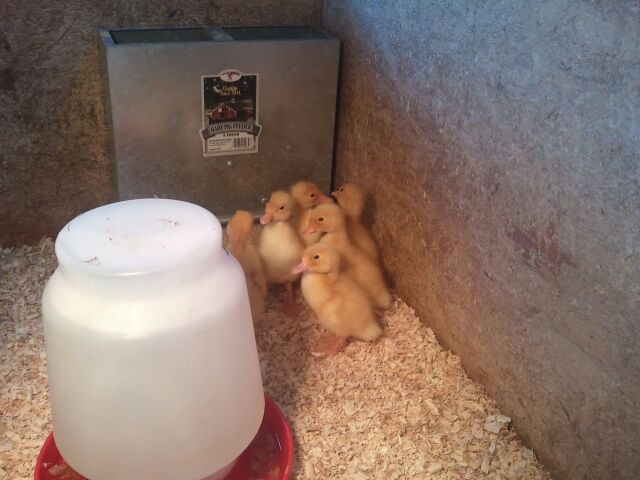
[0,0,321,245]
[323,1,640,479]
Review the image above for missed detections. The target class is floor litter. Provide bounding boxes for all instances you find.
[0,239,552,479]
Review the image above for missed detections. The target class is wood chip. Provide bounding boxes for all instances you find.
[484,421,503,434]
[0,439,13,452]
[303,459,315,478]
[484,414,512,434]
[481,454,491,474]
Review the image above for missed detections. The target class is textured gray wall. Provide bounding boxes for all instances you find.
[323,1,639,479]
[0,0,321,245]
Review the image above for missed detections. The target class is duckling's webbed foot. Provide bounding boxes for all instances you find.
[283,282,302,317]
[313,332,347,356]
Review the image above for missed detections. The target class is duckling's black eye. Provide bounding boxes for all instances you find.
[310,193,316,198]
[279,205,285,210]
[318,217,324,222]
[313,254,320,260]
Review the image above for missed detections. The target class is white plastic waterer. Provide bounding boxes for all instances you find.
[42,198,264,480]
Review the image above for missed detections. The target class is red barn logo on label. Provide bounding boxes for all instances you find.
[220,69,242,82]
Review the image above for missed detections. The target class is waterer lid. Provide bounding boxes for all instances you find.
[55,198,222,276]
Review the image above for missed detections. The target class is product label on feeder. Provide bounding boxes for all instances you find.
[201,70,261,157]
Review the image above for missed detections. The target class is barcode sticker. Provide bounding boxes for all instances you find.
[234,136,252,149]
[205,132,254,153]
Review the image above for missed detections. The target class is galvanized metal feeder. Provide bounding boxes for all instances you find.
[99,25,339,221]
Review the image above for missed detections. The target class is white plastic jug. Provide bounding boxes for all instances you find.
[42,198,264,480]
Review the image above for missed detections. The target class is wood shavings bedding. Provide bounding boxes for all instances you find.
[1,239,56,480]
[258,292,552,479]
[0,239,552,479]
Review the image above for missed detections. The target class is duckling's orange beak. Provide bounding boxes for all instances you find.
[291,261,307,274]
[302,223,317,236]
[260,211,274,224]
[318,193,333,204]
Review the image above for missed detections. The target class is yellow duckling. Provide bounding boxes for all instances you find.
[291,180,332,246]
[225,210,267,323]
[293,243,382,354]
[258,190,304,315]
[332,182,380,263]
[303,203,391,310]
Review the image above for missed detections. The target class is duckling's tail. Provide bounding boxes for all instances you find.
[358,321,383,342]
